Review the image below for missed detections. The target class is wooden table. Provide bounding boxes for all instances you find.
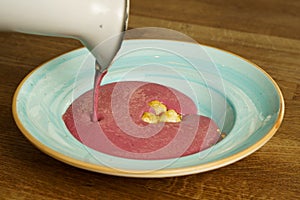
[1,0,299,199]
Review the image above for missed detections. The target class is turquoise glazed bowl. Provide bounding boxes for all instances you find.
[13,40,284,177]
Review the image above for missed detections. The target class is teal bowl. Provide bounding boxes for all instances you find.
[13,40,284,177]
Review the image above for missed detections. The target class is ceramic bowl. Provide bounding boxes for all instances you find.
[13,40,284,177]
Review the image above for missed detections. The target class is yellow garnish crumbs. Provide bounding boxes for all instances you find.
[141,112,160,124]
[142,100,182,124]
[148,100,167,115]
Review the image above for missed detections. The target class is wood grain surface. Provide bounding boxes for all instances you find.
[0,0,299,199]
